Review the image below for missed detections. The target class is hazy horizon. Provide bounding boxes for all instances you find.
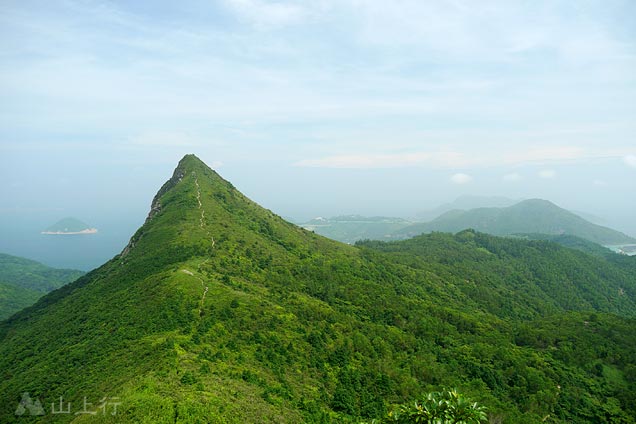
[1,161,634,271]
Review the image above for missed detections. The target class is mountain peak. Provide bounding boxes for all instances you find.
[393,198,635,244]
[119,154,316,274]
[145,154,230,222]
[516,198,558,208]
[177,153,209,171]
[161,154,219,192]
[120,154,232,259]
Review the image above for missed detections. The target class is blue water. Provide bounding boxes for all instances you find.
[605,244,636,257]
[0,213,143,271]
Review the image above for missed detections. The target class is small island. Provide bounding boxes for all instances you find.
[41,217,98,235]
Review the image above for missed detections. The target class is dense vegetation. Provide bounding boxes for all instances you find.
[373,389,488,423]
[0,253,84,319]
[358,231,636,319]
[512,233,619,258]
[390,199,635,245]
[0,155,634,423]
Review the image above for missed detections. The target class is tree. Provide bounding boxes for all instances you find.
[382,389,488,424]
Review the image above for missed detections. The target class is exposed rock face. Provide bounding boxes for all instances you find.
[121,155,188,258]
[146,162,186,222]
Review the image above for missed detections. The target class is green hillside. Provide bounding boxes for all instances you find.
[391,199,636,245]
[0,155,634,423]
[0,253,84,319]
[512,233,618,259]
[358,231,636,319]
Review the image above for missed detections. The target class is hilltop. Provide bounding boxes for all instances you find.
[0,155,634,423]
[415,195,520,221]
[41,217,97,235]
[391,199,635,245]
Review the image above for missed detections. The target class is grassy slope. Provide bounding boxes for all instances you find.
[393,199,636,245]
[0,253,84,319]
[0,156,634,423]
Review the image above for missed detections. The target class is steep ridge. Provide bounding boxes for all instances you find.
[0,155,634,423]
[0,155,363,423]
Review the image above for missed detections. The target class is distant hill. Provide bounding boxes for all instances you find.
[392,199,636,245]
[512,233,618,259]
[1,156,635,423]
[415,195,520,221]
[42,217,97,235]
[0,253,84,319]
[301,215,412,243]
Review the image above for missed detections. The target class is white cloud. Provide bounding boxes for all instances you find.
[503,172,522,182]
[502,146,587,165]
[294,152,431,168]
[624,155,636,168]
[1,0,635,182]
[128,131,203,147]
[538,169,556,179]
[223,0,308,29]
[450,173,473,184]
[293,145,633,170]
[592,179,606,187]
[333,0,635,69]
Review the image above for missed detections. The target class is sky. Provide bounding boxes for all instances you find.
[1,0,635,268]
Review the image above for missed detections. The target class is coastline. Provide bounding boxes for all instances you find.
[41,228,98,235]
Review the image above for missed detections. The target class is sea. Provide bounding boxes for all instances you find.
[0,213,143,271]
[605,244,636,256]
